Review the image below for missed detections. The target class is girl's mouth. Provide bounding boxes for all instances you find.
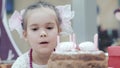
[39,42,49,46]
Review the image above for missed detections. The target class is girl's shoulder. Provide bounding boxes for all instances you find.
[11,51,30,68]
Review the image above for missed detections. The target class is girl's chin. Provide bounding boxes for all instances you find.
[39,49,54,54]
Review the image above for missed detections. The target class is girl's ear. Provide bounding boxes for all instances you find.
[23,30,28,41]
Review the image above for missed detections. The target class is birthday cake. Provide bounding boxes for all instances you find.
[47,41,107,68]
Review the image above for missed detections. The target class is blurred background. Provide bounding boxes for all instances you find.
[0,0,120,64]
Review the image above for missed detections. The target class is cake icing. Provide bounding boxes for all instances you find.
[54,41,103,55]
[55,42,76,52]
[78,41,97,51]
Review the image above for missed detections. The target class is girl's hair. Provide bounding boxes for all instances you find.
[22,1,61,30]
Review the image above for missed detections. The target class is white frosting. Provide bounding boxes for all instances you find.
[54,41,101,55]
[55,42,76,52]
[79,41,97,51]
[54,51,103,55]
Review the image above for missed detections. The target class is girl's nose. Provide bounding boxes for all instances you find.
[40,30,47,37]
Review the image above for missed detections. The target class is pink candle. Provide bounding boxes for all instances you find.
[72,33,76,43]
[69,33,76,42]
[94,33,98,50]
[69,33,77,49]
[69,34,72,42]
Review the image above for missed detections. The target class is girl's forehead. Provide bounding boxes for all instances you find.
[27,7,56,17]
[26,8,58,25]
[25,8,57,21]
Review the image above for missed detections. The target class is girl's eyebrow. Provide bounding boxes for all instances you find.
[29,22,55,27]
[46,22,55,25]
[29,24,38,27]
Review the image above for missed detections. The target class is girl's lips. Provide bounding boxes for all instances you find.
[40,42,49,44]
[39,42,49,46]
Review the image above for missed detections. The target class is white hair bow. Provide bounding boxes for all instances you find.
[8,9,25,38]
[56,5,75,35]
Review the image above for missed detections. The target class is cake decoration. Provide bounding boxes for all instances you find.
[79,41,98,51]
[55,42,76,52]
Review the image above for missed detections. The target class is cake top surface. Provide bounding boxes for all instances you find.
[53,50,104,55]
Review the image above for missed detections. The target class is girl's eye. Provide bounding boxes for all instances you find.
[47,27,53,30]
[32,28,38,31]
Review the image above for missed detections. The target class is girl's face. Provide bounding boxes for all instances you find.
[23,8,59,54]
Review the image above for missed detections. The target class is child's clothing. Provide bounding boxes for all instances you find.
[12,50,47,68]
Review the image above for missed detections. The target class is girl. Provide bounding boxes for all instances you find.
[11,1,61,68]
